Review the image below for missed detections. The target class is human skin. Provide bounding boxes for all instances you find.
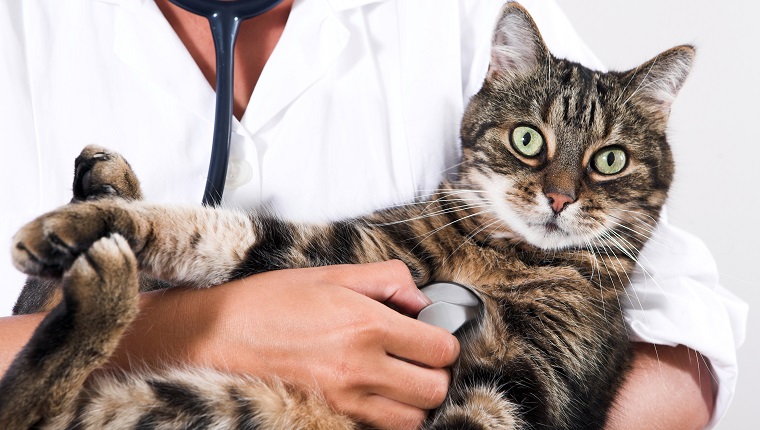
[606,343,714,430]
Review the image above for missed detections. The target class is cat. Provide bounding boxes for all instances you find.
[0,3,694,429]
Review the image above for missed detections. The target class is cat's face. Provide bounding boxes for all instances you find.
[459,4,693,251]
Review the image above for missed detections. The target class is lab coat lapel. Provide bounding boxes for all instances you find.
[113,1,217,123]
[112,0,352,135]
[242,0,349,135]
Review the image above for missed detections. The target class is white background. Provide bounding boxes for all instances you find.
[559,1,758,427]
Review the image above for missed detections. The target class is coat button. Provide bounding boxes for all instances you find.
[225,158,253,189]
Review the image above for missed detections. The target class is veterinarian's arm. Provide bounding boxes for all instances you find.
[119,261,458,430]
[606,343,714,430]
[0,260,458,430]
[0,312,45,376]
[0,276,715,430]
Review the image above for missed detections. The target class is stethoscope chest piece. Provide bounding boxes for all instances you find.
[417,282,484,334]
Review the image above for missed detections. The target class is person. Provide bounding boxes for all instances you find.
[0,0,747,429]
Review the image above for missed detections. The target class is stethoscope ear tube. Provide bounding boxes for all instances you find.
[167,0,284,207]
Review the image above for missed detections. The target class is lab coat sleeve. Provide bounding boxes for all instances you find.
[457,0,747,427]
[627,213,748,429]
[0,0,43,315]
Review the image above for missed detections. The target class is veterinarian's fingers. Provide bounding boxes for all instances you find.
[372,359,450,410]
[353,394,428,430]
[323,260,430,315]
[383,317,460,368]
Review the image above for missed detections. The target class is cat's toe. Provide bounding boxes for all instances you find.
[13,221,75,277]
[73,145,143,202]
[11,203,114,277]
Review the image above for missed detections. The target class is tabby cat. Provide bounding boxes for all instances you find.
[0,3,694,429]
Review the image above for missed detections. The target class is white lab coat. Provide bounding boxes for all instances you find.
[0,0,747,426]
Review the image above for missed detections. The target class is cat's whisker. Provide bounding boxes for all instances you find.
[606,209,658,230]
[596,231,648,317]
[597,225,686,320]
[382,191,493,212]
[594,230,640,263]
[605,215,654,242]
[408,208,494,250]
[609,216,676,255]
[618,66,642,104]
[583,241,598,281]
[396,187,494,203]
[693,347,720,386]
[591,220,642,265]
[623,76,674,107]
[584,240,609,321]
[442,217,504,264]
[368,202,494,227]
[418,187,492,196]
[612,208,660,225]
[590,242,631,338]
[620,53,659,105]
[600,215,674,254]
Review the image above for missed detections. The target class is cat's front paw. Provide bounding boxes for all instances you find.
[63,234,140,324]
[72,145,143,202]
[12,201,138,277]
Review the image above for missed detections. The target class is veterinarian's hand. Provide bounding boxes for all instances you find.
[113,260,459,430]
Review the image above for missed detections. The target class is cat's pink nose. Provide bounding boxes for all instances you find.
[546,192,574,214]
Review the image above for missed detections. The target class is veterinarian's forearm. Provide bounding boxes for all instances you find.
[0,313,45,377]
[106,265,457,430]
[0,292,186,380]
[606,343,714,430]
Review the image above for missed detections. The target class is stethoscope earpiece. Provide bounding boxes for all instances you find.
[167,0,284,206]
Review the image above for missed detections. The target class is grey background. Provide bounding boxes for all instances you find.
[558,1,758,428]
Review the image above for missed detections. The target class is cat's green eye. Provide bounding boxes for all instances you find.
[592,147,627,175]
[511,126,544,157]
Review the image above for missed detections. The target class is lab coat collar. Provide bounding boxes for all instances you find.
[110,0,350,136]
[113,0,217,123]
[241,0,349,135]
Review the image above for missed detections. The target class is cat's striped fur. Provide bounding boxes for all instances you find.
[0,4,694,429]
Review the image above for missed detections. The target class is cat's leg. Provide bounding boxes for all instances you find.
[13,145,145,315]
[11,199,261,286]
[425,385,522,430]
[12,141,297,287]
[11,196,399,287]
[0,235,140,428]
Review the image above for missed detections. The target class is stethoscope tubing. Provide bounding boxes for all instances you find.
[167,0,284,206]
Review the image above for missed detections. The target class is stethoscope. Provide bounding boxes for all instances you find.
[167,0,486,334]
[167,0,284,207]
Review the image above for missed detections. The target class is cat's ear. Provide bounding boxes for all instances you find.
[488,3,549,80]
[621,45,695,117]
